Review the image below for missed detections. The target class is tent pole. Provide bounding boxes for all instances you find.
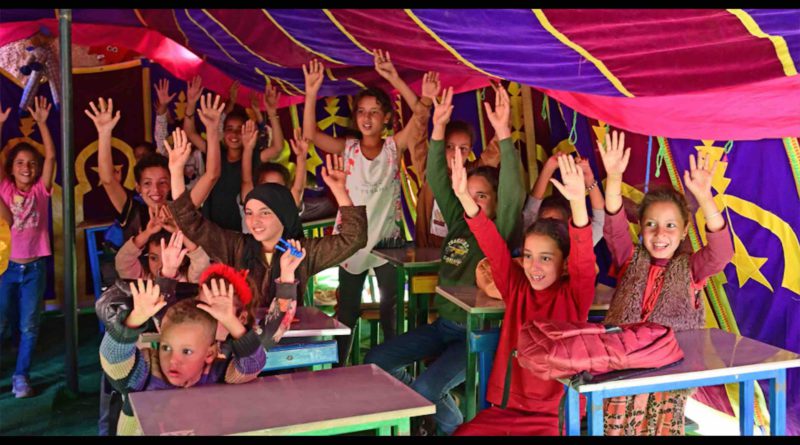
[59,8,79,394]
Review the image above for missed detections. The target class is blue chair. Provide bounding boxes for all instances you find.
[468,328,501,412]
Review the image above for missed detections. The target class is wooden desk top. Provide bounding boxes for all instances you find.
[371,246,442,268]
[435,285,505,315]
[141,306,349,344]
[129,364,435,435]
[572,328,800,393]
[76,219,114,230]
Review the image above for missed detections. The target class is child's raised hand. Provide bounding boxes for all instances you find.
[241,119,258,151]
[264,83,280,116]
[163,127,193,172]
[155,78,176,108]
[228,80,240,103]
[450,147,469,198]
[302,59,324,96]
[145,206,165,235]
[421,71,441,101]
[373,49,399,82]
[321,153,346,193]
[84,97,121,134]
[160,230,189,279]
[157,204,179,234]
[544,152,562,171]
[683,152,717,200]
[483,81,510,140]
[197,93,225,129]
[432,87,454,128]
[186,75,203,105]
[279,239,306,280]
[550,154,586,202]
[198,278,238,327]
[28,96,52,123]
[576,156,596,185]
[290,127,309,158]
[126,279,165,328]
[598,130,630,177]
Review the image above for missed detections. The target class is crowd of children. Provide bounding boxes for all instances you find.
[0,50,735,437]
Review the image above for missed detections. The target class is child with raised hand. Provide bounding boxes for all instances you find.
[0,96,56,399]
[153,78,205,190]
[163,94,225,209]
[364,83,525,436]
[598,130,733,436]
[99,278,266,435]
[85,97,171,242]
[167,150,367,347]
[302,52,437,363]
[452,149,597,436]
[523,152,605,245]
[181,76,284,231]
[114,222,209,283]
[238,124,308,234]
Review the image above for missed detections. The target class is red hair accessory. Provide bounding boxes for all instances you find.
[198,264,253,307]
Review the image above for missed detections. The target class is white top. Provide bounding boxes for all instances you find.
[335,137,403,274]
[430,199,448,238]
[155,112,205,191]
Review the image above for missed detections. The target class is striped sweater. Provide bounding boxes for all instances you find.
[99,310,266,435]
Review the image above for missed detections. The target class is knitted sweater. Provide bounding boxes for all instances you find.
[99,310,266,435]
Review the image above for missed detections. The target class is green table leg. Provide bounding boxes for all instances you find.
[377,424,392,436]
[464,313,478,422]
[393,418,411,436]
[408,272,418,333]
[396,266,407,336]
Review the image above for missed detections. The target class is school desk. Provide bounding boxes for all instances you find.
[435,285,505,422]
[371,246,442,336]
[561,328,800,436]
[129,364,435,435]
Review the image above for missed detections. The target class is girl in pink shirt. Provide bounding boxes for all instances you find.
[0,96,57,398]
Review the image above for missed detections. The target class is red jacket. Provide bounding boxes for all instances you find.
[466,210,596,413]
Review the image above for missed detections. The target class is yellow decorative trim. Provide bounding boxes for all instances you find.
[201,9,285,68]
[727,9,797,76]
[183,9,238,63]
[346,77,366,90]
[171,9,190,47]
[72,59,142,74]
[405,9,496,78]
[254,67,291,97]
[133,9,149,28]
[261,9,344,65]
[322,9,373,55]
[0,66,23,87]
[325,68,338,81]
[532,9,634,97]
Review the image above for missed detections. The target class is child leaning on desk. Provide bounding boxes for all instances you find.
[98,278,268,436]
[597,131,733,436]
[452,146,597,436]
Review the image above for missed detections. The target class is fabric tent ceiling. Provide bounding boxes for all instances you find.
[1,8,799,139]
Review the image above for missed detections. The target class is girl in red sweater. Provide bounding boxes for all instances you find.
[451,150,597,436]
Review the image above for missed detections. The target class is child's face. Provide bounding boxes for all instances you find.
[468,175,497,219]
[11,150,38,187]
[158,321,216,388]
[445,131,472,168]
[522,233,566,291]
[146,241,163,277]
[258,171,287,187]
[355,96,389,138]
[135,166,171,208]
[244,199,283,243]
[641,201,688,260]
[223,116,245,150]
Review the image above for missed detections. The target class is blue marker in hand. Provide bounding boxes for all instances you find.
[276,238,303,258]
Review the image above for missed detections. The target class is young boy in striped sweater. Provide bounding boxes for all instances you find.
[99,278,267,435]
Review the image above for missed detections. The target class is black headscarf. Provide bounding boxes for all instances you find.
[241,183,305,306]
